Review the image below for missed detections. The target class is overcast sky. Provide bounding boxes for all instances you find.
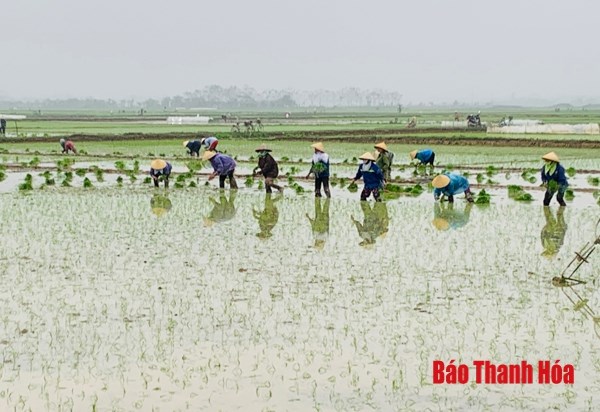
[1,0,598,103]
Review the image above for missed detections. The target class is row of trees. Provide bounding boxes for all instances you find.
[0,86,404,110]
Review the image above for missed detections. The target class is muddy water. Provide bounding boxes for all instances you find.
[0,190,599,410]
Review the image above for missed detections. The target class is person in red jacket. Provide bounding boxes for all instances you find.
[60,138,77,154]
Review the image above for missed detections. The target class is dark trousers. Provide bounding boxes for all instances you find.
[153,174,169,188]
[360,187,381,201]
[448,188,473,203]
[219,171,238,189]
[315,176,330,198]
[265,177,282,193]
[544,185,567,206]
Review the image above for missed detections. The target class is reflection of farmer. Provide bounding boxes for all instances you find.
[150,159,172,188]
[203,151,238,189]
[183,140,201,157]
[204,191,237,226]
[150,194,172,217]
[351,201,389,247]
[541,152,568,207]
[432,202,473,231]
[306,198,330,249]
[541,206,567,258]
[253,194,280,239]
[60,138,77,154]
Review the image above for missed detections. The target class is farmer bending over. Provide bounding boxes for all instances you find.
[306,142,331,198]
[203,151,238,189]
[410,148,435,166]
[350,152,384,202]
[60,138,78,154]
[183,140,202,157]
[201,136,219,151]
[252,144,284,194]
[541,152,568,207]
[150,159,172,188]
[432,173,474,203]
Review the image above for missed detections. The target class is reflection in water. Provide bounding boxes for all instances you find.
[541,206,567,258]
[351,201,389,247]
[150,194,172,218]
[253,194,280,239]
[204,191,237,227]
[552,280,600,340]
[432,202,472,231]
[306,198,330,249]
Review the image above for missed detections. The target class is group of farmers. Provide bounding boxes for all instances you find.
[59,136,570,207]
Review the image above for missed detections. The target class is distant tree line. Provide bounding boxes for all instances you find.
[0,85,404,110]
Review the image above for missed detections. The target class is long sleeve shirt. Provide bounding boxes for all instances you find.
[433,173,470,198]
[150,162,172,177]
[354,162,384,189]
[415,149,434,163]
[257,154,279,178]
[209,153,236,175]
[375,151,394,180]
[186,140,202,155]
[202,136,218,150]
[540,163,568,187]
[310,152,330,178]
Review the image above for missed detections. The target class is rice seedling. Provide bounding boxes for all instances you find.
[83,177,93,188]
[587,176,599,186]
[474,189,491,204]
[18,173,33,191]
[566,167,577,177]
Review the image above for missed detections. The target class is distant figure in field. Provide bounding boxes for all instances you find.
[149,159,172,188]
[183,140,201,157]
[432,173,474,203]
[306,142,331,198]
[59,138,77,154]
[0,118,6,135]
[541,152,568,207]
[407,117,417,128]
[201,136,219,151]
[410,148,436,166]
[454,112,460,121]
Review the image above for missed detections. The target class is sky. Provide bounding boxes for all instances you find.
[1,0,599,104]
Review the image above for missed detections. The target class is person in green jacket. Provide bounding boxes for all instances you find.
[374,141,394,183]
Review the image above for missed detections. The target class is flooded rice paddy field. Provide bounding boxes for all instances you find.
[1,187,599,411]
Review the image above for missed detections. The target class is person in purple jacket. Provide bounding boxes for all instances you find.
[149,159,172,188]
[203,151,238,189]
[541,152,568,206]
[432,173,474,203]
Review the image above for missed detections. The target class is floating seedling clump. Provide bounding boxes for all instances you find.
[566,167,577,177]
[507,185,534,201]
[83,177,93,188]
[474,189,491,204]
[347,182,358,192]
[18,174,33,191]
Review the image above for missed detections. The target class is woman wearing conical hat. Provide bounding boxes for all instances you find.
[432,173,474,203]
[201,136,219,151]
[306,142,331,198]
[374,142,394,182]
[409,148,435,166]
[252,144,283,194]
[350,152,385,201]
[202,150,238,189]
[149,159,172,188]
[540,152,568,206]
[183,140,202,157]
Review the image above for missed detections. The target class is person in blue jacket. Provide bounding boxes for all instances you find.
[183,140,202,157]
[432,173,474,203]
[541,152,568,206]
[410,149,435,166]
[150,159,172,188]
[350,152,385,201]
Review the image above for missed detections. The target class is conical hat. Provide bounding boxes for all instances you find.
[542,152,559,162]
[183,140,189,147]
[432,174,450,188]
[202,151,217,161]
[151,159,167,170]
[151,207,169,217]
[255,144,272,152]
[432,218,450,231]
[311,142,325,152]
[203,217,214,227]
[359,152,376,161]
[374,142,388,151]
[409,150,418,159]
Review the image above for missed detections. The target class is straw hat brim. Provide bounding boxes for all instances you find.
[183,141,189,147]
[151,207,168,217]
[151,159,167,170]
[432,174,451,188]
[202,151,217,161]
[255,145,272,152]
[359,152,376,161]
[409,150,418,159]
[374,142,388,151]
[311,142,325,152]
[542,152,560,163]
